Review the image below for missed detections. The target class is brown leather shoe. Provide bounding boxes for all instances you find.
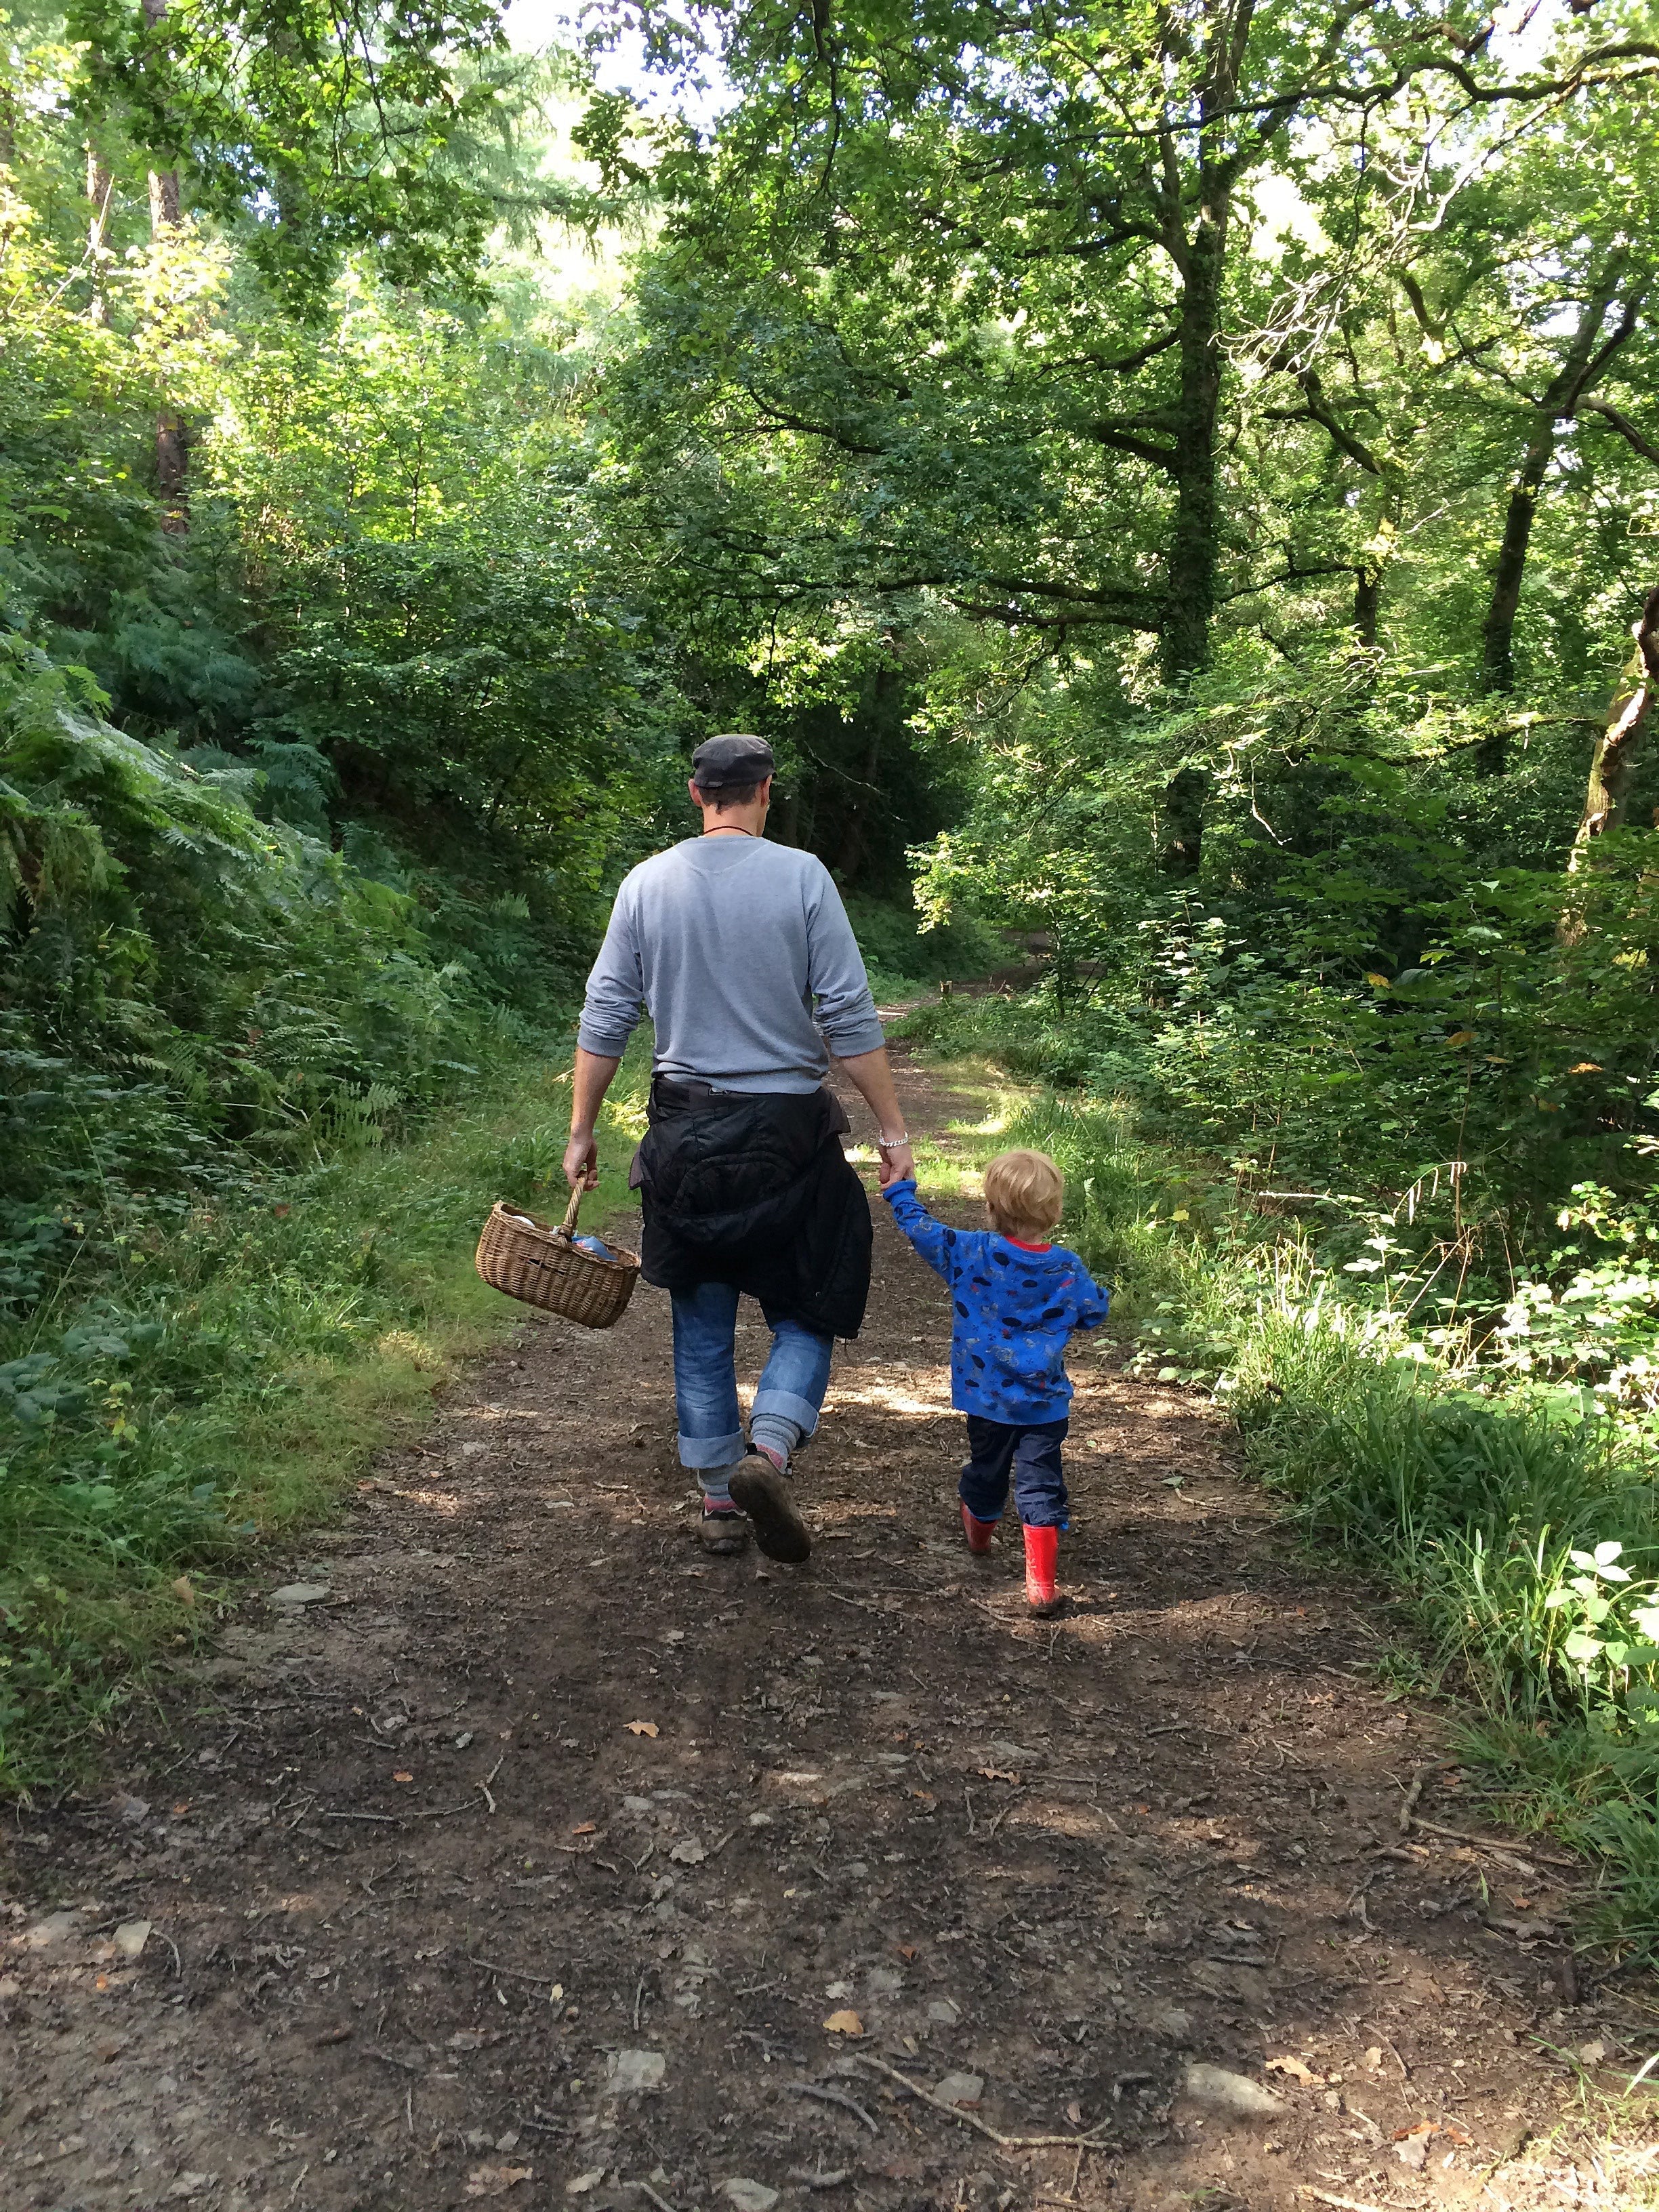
[727,1454,812,1564]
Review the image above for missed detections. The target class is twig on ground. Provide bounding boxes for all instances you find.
[786,2171,852,2190]
[634,1975,646,2031]
[1296,2191,1399,2212]
[628,2184,679,2212]
[466,1955,562,1986]
[1408,1815,1575,1867]
[477,1755,505,1815]
[1397,1765,1430,1834]
[819,1587,886,1617]
[784,2081,880,2132]
[856,2054,1115,2150]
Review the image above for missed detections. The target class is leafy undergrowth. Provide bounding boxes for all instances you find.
[894,1023,1659,1967]
[0,1039,659,1799]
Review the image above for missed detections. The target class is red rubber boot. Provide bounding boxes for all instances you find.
[960,1502,997,1555]
[1023,1523,1061,1616]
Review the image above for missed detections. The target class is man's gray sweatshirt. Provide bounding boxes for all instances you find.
[576,836,886,1093]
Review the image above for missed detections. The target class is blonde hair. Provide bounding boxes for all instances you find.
[983,1148,1064,1240]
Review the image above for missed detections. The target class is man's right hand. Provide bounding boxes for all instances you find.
[877,1141,915,1188]
[564,1130,599,1191]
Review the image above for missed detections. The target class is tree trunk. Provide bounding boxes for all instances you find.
[1155,3,1251,876]
[1570,581,1659,863]
[1161,765,1209,880]
[142,0,188,532]
[87,148,113,327]
[1155,177,1225,872]
[1161,204,1229,688]
[1352,567,1380,648]
[1479,251,1635,718]
[1351,507,1398,649]
[148,165,182,229]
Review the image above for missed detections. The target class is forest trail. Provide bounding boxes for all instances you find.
[0,1048,1621,2212]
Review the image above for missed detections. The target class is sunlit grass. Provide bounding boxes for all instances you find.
[893,1007,1659,1968]
[0,1030,653,1797]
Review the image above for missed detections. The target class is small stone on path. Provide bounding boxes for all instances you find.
[609,2049,665,2093]
[1181,2062,1284,2116]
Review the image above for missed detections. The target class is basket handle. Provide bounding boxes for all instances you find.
[559,1183,585,1240]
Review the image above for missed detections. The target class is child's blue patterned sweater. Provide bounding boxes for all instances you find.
[882,1179,1109,1422]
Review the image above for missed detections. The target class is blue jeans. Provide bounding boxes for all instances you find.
[670,1282,834,1502]
[961,1414,1069,1530]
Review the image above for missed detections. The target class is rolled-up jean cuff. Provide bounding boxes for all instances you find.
[678,1429,747,1470]
[751,1389,822,1439]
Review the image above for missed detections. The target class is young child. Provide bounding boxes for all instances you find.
[882,1148,1109,1615]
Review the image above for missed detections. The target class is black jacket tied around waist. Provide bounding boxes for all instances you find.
[636,1079,873,1340]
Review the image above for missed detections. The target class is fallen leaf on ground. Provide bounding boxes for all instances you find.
[1265,2055,1322,2085]
[393,1770,414,1784]
[626,1721,659,1738]
[112,1920,151,1961]
[823,2009,865,2035]
[571,1822,596,1835]
[670,1839,706,1865]
[1393,2119,1438,2171]
[466,2167,533,2197]
[723,2182,779,2212]
[976,1767,1020,1784]
[897,1944,919,1961]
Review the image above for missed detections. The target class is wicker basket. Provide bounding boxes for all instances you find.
[474,1187,640,1328]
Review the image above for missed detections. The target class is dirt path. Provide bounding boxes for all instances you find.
[0,1050,1639,2212]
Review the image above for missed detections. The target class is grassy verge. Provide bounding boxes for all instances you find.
[893,1006,1659,1970]
[0,1033,656,1799]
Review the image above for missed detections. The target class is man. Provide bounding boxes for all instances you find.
[565,733,916,1563]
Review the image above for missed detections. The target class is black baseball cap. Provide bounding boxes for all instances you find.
[691,733,775,790]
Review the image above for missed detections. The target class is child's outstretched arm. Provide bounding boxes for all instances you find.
[1074,1265,1111,1330]
[881,1178,962,1286]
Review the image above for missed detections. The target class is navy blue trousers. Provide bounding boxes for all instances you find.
[960,1414,1069,1530]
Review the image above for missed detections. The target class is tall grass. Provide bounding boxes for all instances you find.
[962,1083,1659,1959]
[0,1038,655,1797]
